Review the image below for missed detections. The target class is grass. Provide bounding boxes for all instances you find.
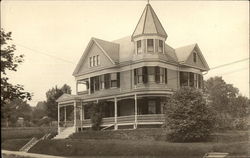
[1,126,57,142]
[29,139,249,157]
[2,138,31,151]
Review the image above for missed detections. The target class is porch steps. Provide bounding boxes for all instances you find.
[54,127,75,139]
[19,137,39,152]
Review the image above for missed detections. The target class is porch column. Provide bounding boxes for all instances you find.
[76,81,78,95]
[134,94,137,129]
[114,97,118,130]
[73,101,76,129]
[80,102,83,130]
[88,78,91,95]
[64,106,66,125]
[57,103,60,134]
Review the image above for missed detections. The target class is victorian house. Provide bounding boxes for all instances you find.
[55,3,209,138]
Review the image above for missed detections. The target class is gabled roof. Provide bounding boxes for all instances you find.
[73,37,119,76]
[175,43,209,70]
[175,44,197,62]
[94,38,119,63]
[132,4,167,40]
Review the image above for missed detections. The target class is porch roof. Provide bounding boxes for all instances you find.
[56,93,80,102]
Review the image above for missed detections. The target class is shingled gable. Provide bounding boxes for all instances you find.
[131,3,167,40]
[175,43,209,71]
[73,38,119,76]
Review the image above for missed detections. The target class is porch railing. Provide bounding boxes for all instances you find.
[61,114,165,128]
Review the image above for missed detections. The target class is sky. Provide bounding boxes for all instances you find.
[1,0,249,107]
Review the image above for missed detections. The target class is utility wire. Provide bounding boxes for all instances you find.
[15,43,74,64]
[209,58,249,70]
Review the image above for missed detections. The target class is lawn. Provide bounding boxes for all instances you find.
[2,139,31,151]
[1,126,57,142]
[29,139,249,157]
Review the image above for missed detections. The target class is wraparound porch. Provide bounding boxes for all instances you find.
[57,93,170,133]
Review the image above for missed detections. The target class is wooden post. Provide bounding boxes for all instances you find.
[80,102,83,131]
[114,97,118,130]
[64,106,66,125]
[73,101,76,131]
[58,103,60,134]
[76,81,78,95]
[134,94,137,129]
[88,78,91,95]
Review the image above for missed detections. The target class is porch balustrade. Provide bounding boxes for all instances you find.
[59,114,165,128]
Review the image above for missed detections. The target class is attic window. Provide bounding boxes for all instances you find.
[97,55,100,65]
[137,40,142,54]
[193,52,197,63]
[147,39,154,52]
[159,40,163,53]
[89,57,92,67]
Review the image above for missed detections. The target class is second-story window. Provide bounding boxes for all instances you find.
[148,67,155,82]
[137,40,142,54]
[147,39,154,52]
[159,40,163,53]
[110,73,117,88]
[100,75,104,89]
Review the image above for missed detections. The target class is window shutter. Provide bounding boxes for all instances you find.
[143,67,148,83]
[117,72,120,88]
[155,66,160,83]
[86,81,89,89]
[134,69,137,85]
[165,68,168,84]
[90,77,94,93]
[104,74,110,89]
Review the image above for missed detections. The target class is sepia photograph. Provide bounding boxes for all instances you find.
[1,0,249,157]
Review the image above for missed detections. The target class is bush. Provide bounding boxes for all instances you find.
[233,118,248,130]
[90,102,103,130]
[164,87,216,142]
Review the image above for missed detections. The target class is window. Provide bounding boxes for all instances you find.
[159,40,163,53]
[94,76,100,91]
[160,67,164,83]
[189,72,194,87]
[104,74,110,89]
[137,40,142,54]
[89,57,92,67]
[110,73,117,88]
[193,52,197,63]
[147,39,154,52]
[93,56,96,66]
[97,55,100,65]
[198,74,203,89]
[148,67,155,82]
[180,71,188,86]
[100,75,104,89]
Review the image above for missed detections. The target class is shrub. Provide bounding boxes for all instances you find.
[90,102,103,130]
[233,118,248,130]
[164,87,216,142]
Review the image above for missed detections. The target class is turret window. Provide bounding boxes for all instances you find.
[147,39,154,52]
[137,40,142,54]
[159,40,163,53]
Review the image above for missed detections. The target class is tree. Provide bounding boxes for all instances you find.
[2,98,32,126]
[204,76,248,129]
[90,102,104,131]
[1,29,32,126]
[164,87,215,142]
[45,84,71,120]
[32,101,47,121]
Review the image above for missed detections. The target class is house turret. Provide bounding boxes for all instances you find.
[132,3,168,54]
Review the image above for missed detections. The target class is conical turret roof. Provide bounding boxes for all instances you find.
[132,4,167,41]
